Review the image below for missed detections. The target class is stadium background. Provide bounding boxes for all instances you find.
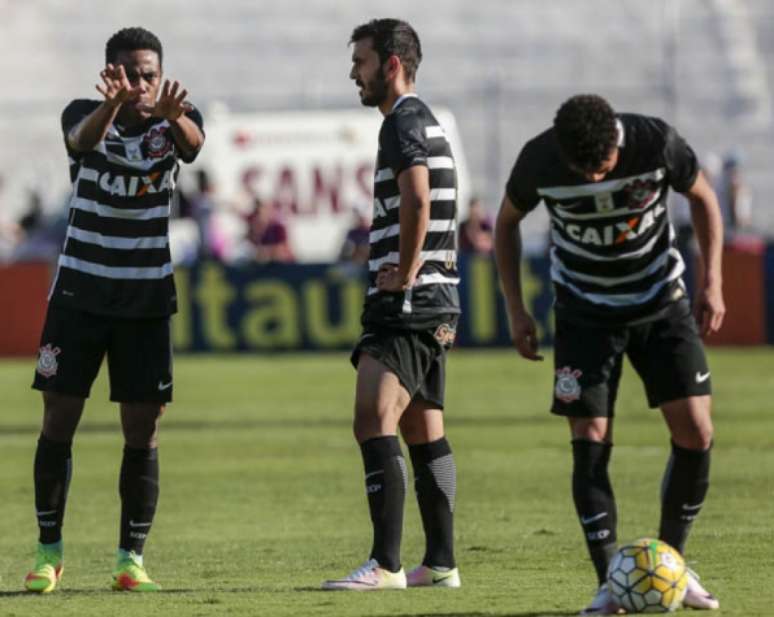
[2,0,774,353]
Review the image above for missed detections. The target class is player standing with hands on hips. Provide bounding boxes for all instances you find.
[323,18,461,591]
[495,94,723,614]
[26,27,204,593]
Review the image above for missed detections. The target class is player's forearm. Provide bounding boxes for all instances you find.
[494,213,527,313]
[689,197,723,288]
[168,114,204,161]
[68,101,121,153]
[397,193,429,282]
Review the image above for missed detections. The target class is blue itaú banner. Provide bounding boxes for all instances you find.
[171,255,555,352]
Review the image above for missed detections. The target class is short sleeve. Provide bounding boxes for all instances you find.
[505,145,541,212]
[379,113,429,176]
[177,103,206,163]
[662,124,699,193]
[61,99,100,157]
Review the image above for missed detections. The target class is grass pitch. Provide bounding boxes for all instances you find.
[0,348,772,616]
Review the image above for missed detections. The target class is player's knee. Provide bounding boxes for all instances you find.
[41,392,84,441]
[353,402,399,443]
[672,423,713,451]
[121,404,162,449]
[568,418,611,443]
[124,425,159,449]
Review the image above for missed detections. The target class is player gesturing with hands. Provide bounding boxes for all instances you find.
[26,27,204,595]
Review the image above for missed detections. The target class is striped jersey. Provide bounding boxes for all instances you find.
[364,94,460,329]
[50,99,204,317]
[506,113,699,325]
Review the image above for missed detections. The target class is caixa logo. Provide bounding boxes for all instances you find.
[98,169,173,197]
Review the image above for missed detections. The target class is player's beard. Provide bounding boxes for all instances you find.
[359,67,388,107]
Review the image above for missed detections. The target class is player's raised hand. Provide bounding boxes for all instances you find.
[96,64,140,108]
[138,79,191,121]
[694,283,725,337]
[508,308,544,361]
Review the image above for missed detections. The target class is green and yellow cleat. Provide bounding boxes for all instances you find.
[24,544,63,593]
[112,552,161,592]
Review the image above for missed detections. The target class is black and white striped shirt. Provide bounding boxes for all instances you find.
[49,99,204,317]
[363,94,460,329]
[506,114,699,325]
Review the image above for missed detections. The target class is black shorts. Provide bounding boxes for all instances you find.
[32,304,173,403]
[350,318,458,409]
[552,300,710,417]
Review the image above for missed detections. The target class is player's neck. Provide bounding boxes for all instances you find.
[379,83,416,116]
[115,107,147,129]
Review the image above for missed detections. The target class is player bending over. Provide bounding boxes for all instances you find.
[495,94,723,614]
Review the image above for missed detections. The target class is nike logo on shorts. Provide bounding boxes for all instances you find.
[695,371,711,383]
[158,380,173,391]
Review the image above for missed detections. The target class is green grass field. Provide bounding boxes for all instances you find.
[1,348,772,616]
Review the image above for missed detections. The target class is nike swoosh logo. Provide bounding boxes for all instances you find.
[364,470,384,480]
[682,502,704,511]
[695,371,711,383]
[129,520,152,528]
[580,512,607,525]
[432,573,454,583]
[36,510,57,516]
[157,380,173,391]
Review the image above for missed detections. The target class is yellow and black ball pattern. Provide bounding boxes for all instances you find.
[607,538,688,613]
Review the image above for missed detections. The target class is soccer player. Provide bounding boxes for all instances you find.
[25,27,204,593]
[494,94,723,614]
[322,19,461,591]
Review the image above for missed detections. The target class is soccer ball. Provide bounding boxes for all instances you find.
[606,538,688,613]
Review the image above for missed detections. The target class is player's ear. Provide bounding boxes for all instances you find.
[385,55,401,79]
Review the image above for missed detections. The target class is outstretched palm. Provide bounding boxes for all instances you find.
[138,80,190,121]
[96,64,141,107]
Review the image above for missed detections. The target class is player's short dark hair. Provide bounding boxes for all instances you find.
[350,19,422,81]
[105,27,163,66]
[554,94,618,172]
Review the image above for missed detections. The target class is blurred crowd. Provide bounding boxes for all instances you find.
[0,148,759,269]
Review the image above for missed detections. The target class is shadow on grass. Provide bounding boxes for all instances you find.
[290,590,576,617]
[0,414,552,437]
[385,613,577,617]
[0,588,196,597]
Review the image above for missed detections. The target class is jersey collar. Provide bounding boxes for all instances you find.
[390,92,418,114]
[616,118,625,148]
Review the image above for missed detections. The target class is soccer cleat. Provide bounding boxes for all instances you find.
[112,552,161,592]
[406,564,461,588]
[683,568,720,610]
[580,583,623,615]
[24,544,63,593]
[322,558,407,591]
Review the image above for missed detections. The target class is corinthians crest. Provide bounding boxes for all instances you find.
[36,344,61,378]
[143,126,173,159]
[555,366,582,403]
[622,178,660,210]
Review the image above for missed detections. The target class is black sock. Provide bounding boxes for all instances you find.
[119,446,159,555]
[659,441,711,554]
[409,437,456,569]
[360,436,406,572]
[33,435,72,544]
[572,439,618,585]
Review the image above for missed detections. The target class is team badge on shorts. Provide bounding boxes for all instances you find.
[434,323,457,347]
[555,366,582,403]
[36,344,61,378]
